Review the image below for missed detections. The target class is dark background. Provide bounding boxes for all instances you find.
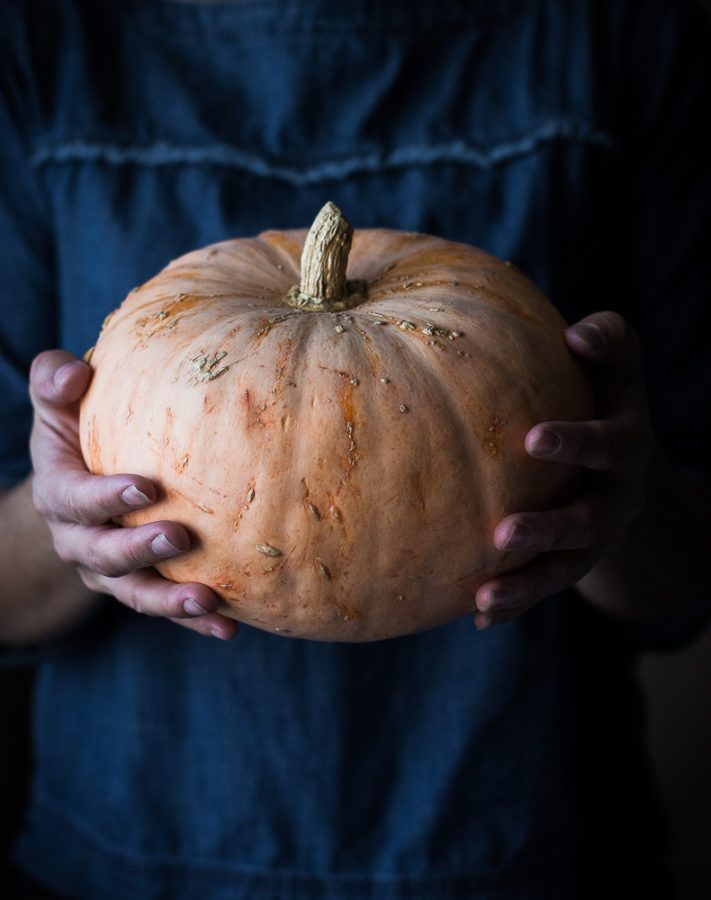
[635,3,711,897]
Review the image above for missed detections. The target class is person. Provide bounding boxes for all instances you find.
[1,0,709,897]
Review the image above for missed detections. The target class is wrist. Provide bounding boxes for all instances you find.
[0,478,102,646]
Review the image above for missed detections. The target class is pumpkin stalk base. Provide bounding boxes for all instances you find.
[282,201,368,312]
[282,280,368,313]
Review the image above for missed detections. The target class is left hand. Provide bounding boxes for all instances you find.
[474,310,657,628]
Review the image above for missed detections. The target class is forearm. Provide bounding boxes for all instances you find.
[576,451,710,624]
[0,477,102,646]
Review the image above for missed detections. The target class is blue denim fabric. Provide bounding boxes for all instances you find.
[1,0,709,897]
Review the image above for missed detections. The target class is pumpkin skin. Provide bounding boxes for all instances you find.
[79,213,593,641]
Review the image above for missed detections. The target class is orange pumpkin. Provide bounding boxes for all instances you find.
[79,202,592,641]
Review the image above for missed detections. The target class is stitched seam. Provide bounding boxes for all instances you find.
[31,120,618,185]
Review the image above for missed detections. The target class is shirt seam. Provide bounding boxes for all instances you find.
[31,120,619,185]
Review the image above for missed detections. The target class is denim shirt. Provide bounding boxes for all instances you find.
[1,1,710,898]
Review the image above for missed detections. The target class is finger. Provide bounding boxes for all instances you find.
[28,351,160,526]
[493,496,614,553]
[474,546,602,622]
[564,311,640,368]
[54,519,192,577]
[525,418,646,470]
[81,567,238,640]
[33,466,158,525]
[29,349,91,410]
[29,352,93,471]
[169,612,240,641]
[564,312,650,415]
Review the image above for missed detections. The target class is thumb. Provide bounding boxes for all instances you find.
[29,350,92,410]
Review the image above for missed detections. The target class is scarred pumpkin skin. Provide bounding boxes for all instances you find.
[79,220,593,641]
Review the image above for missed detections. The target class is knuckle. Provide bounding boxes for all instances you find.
[52,532,79,566]
[78,567,104,594]
[114,585,144,613]
[64,483,107,526]
[121,579,166,619]
[536,518,559,553]
[159,585,185,617]
[31,482,53,519]
[119,584,143,614]
[83,538,123,578]
[583,421,620,469]
[122,531,160,570]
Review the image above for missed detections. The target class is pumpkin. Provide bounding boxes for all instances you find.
[79,202,592,641]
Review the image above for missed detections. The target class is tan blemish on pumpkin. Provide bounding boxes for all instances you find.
[338,383,361,472]
[192,350,229,383]
[314,558,332,581]
[197,503,215,515]
[411,470,427,516]
[83,415,102,472]
[254,319,275,340]
[165,293,205,315]
[216,581,236,592]
[256,543,283,557]
[333,600,363,622]
[483,415,507,457]
[255,402,268,429]
[271,337,296,400]
[134,307,181,341]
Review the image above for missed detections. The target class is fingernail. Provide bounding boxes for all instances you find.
[530,429,561,456]
[503,523,531,550]
[210,624,236,640]
[151,533,183,557]
[570,322,603,350]
[478,589,511,612]
[121,485,152,507]
[183,597,207,617]
[475,613,492,630]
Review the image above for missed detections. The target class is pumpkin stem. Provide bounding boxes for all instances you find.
[301,201,352,302]
[283,202,367,312]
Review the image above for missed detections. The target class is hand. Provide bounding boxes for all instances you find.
[474,311,656,628]
[29,350,238,640]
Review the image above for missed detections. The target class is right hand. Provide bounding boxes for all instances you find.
[29,350,238,640]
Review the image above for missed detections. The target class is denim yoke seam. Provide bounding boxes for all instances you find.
[30,119,619,185]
